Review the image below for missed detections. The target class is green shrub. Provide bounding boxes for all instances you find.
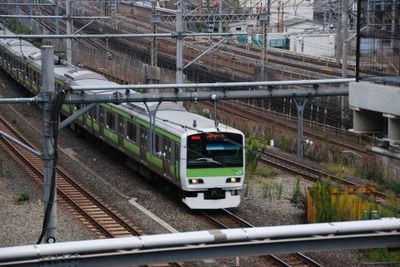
[246,137,266,175]
[275,135,294,153]
[16,192,30,202]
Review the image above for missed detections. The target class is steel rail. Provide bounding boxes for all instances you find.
[201,209,323,267]
[0,115,142,238]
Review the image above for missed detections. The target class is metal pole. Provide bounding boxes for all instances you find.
[71,78,355,91]
[336,0,343,65]
[355,0,361,81]
[55,0,60,52]
[151,0,158,67]
[41,46,57,243]
[66,0,72,64]
[294,98,307,159]
[176,10,184,105]
[261,20,267,80]
[15,0,19,27]
[218,0,223,33]
[341,0,349,129]
[0,32,245,39]
[390,0,397,50]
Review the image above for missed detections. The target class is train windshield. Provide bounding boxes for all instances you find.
[187,133,243,168]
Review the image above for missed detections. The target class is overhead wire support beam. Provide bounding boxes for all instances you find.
[160,14,259,23]
[0,32,245,39]
[0,2,55,6]
[58,103,96,130]
[71,78,355,91]
[65,87,350,105]
[0,130,41,157]
[0,97,41,104]
[184,37,229,70]
[0,15,110,20]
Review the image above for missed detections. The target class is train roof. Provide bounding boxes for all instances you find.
[118,101,239,137]
[0,24,242,139]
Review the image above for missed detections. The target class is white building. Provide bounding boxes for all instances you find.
[289,33,335,57]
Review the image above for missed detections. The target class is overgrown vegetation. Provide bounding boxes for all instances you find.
[359,248,400,265]
[307,180,399,223]
[245,137,266,175]
[254,166,277,178]
[16,192,30,202]
[4,18,31,35]
[274,134,294,153]
[290,177,305,208]
[262,181,283,200]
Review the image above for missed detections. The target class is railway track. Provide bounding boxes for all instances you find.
[202,209,323,267]
[0,113,184,267]
[0,115,143,238]
[261,150,387,199]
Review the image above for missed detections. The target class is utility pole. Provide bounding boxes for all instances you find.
[341,0,349,129]
[259,0,270,81]
[150,0,158,67]
[335,0,342,65]
[261,14,268,80]
[41,46,57,243]
[55,0,59,52]
[176,10,184,87]
[66,0,72,64]
[295,98,307,159]
[218,0,223,33]
[391,0,397,49]
[147,0,161,93]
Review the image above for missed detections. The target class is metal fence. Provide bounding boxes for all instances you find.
[356,0,400,84]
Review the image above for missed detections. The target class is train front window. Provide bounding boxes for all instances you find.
[187,133,243,168]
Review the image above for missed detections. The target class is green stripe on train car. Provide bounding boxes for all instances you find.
[124,140,140,155]
[92,121,100,132]
[187,167,244,177]
[146,152,163,168]
[100,103,181,142]
[170,165,176,176]
[103,128,118,142]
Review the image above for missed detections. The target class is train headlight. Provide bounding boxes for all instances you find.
[189,179,204,184]
[226,177,241,183]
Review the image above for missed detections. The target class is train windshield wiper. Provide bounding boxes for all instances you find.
[195,157,221,165]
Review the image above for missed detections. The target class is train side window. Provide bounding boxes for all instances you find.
[99,107,105,125]
[175,143,180,160]
[106,110,116,130]
[93,105,99,121]
[155,134,162,152]
[118,115,125,135]
[88,105,95,119]
[140,126,147,147]
[164,138,172,160]
[127,121,137,142]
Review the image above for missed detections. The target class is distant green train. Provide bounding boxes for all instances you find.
[236,35,290,50]
[0,24,246,209]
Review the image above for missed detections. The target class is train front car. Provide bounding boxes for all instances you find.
[181,129,245,209]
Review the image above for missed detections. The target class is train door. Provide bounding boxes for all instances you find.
[174,143,180,181]
[117,115,125,149]
[99,106,105,137]
[163,138,174,179]
[140,126,148,161]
